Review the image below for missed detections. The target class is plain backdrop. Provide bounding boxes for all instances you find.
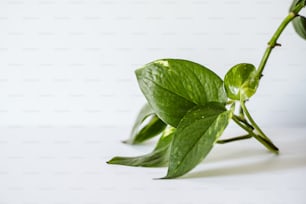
[1,1,306,204]
[0,0,306,128]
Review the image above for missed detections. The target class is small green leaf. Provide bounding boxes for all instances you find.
[290,0,306,40]
[224,63,259,100]
[292,16,306,40]
[131,115,167,144]
[164,103,232,179]
[124,104,166,144]
[107,126,175,167]
[135,59,227,127]
[290,0,306,13]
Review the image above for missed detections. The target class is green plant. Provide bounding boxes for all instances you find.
[107,0,306,179]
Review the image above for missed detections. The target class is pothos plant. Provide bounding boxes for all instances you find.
[107,1,306,179]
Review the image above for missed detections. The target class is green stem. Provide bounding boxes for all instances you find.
[232,116,279,153]
[217,134,252,144]
[256,11,299,79]
[234,114,254,130]
[239,105,245,120]
[239,101,279,153]
[240,101,270,141]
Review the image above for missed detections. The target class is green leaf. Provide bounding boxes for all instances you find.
[224,63,259,100]
[292,16,306,40]
[124,104,167,144]
[107,126,175,167]
[130,103,154,136]
[164,103,232,179]
[132,115,167,144]
[135,59,227,127]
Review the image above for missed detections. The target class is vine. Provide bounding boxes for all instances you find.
[108,0,306,179]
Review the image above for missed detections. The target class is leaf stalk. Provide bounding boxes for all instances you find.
[217,134,252,144]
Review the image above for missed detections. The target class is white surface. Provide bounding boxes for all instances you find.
[0,127,306,203]
[0,0,306,127]
[1,1,306,203]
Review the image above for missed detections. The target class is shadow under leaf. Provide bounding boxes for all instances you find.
[183,152,306,179]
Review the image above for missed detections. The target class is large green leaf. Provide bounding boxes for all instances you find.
[224,63,259,100]
[135,59,227,127]
[124,104,166,144]
[164,103,232,179]
[107,126,175,167]
[292,16,306,40]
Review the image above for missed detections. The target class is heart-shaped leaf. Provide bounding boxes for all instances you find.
[292,16,306,40]
[124,104,166,144]
[164,103,232,179]
[107,126,175,167]
[224,63,259,100]
[136,59,227,127]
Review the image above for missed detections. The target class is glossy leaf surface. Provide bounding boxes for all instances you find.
[224,63,259,100]
[107,127,175,167]
[136,59,227,127]
[124,104,166,144]
[164,103,232,179]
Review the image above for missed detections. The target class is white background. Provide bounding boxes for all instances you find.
[1,0,306,203]
[0,0,306,127]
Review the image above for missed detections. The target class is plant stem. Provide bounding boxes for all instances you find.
[239,101,279,153]
[256,11,299,79]
[240,101,270,140]
[232,115,279,153]
[217,134,252,144]
[239,105,245,120]
[234,114,254,130]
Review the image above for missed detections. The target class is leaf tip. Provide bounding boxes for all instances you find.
[134,67,144,80]
[152,177,164,180]
[121,139,133,145]
[157,176,171,180]
[159,172,180,179]
[106,157,119,165]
